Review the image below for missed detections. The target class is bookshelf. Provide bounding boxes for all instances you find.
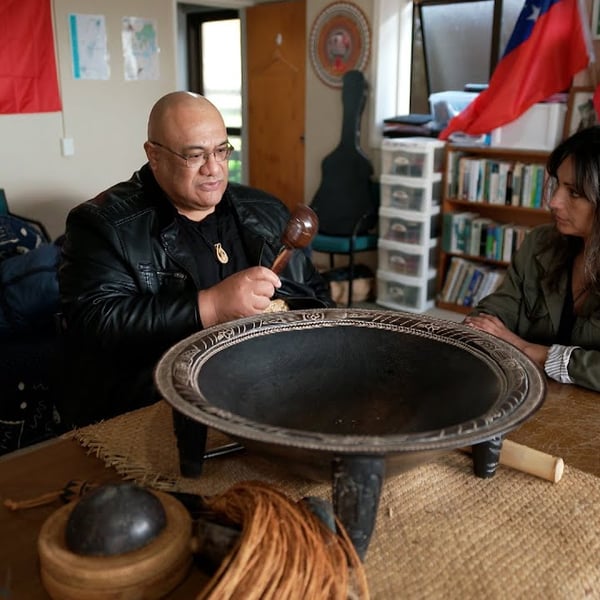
[437,144,553,314]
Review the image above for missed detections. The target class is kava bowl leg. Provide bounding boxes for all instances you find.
[172,410,208,477]
[472,435,504,478]
[332,455,385,561]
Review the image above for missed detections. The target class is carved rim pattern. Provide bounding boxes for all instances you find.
[155,309,546,455]
[309,2,371,88]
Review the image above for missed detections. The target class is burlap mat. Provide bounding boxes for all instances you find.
[69,401,600,599]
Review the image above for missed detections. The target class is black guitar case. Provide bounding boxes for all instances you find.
[311,70,378,237]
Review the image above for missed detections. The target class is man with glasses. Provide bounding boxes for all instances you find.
[58,91,333,427]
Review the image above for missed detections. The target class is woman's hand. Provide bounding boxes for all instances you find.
[464,313,549,368]
[464,313,521,345]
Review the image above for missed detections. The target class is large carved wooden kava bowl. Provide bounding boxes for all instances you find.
[155,308,546,558]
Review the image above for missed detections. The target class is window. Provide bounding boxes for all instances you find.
[410,0,523,113]
[371,0,523,147]
[187,11,243,182]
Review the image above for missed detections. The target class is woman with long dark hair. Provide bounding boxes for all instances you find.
[465,125,600,391]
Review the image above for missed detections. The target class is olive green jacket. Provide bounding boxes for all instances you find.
[472,224,600,392]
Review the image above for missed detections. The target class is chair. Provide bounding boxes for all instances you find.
[310,70,379,306]
[311,199,378,307]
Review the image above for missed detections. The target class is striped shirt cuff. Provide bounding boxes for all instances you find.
[544,344,579,384]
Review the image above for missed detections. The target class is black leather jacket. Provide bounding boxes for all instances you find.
[58,164,334,427]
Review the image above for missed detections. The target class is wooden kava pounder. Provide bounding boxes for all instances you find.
[270,204,319,275]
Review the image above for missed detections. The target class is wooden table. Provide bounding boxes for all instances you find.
[509,380,600,477]
[0,380,598,599]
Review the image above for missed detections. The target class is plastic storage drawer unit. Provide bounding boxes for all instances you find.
[378,238,439,279]
[380,174,442,213]
[381,138,445,179]
[379,206,441,247]
[376,270,437,313]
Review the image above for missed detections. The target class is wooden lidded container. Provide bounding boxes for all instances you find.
[38,490,193,599]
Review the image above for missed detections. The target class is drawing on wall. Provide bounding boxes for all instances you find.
[69,14,110,80]
[309,2,371,88]
[122,17,160,81]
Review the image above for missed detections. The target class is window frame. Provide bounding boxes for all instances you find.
[186,9,242,139]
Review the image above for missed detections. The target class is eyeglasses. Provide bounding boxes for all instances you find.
[149,140,234,168]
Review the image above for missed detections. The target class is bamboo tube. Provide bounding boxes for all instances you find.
[462,439,564,483]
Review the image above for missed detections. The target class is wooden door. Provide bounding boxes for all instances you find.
[246,0,306,212]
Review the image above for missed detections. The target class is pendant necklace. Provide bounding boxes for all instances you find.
[214,242,229,264]
[195,212,229,265]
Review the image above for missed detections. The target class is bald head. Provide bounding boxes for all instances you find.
[147,91,224,143]
[144,91,230,220]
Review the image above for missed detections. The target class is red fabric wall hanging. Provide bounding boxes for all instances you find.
[0,0,62,114]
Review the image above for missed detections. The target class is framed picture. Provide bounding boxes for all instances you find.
[593,0,600,39]
[309,2,371,88]
[564,86,598,138]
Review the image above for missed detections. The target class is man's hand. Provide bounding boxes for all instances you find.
[198,266,282,328]
[464,313,549,368]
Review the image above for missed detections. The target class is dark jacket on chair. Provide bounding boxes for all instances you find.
[58,164,333,427]
[0,239,63,454]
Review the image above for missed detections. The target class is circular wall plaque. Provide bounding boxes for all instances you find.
[309,2,371,88]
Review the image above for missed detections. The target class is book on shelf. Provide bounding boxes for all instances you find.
[520,164,532,207]
[498,161,513,205]
[454,262,477,305]
[520,164,546,208]
[510,163,523,206]
[458,213,477,254]
[458,156,492,203]
[445,150,465,198]
[504,165,513,206]
[501,224,514,263]
[497,224,508,261]
[445,150,548,209]
[442,211,478,253]
[487,161,500,204]
[532,165,544,208]
[448,217,532,264]
[440,258,508,307]
[469,216,493,257]
[491,224,501,261]
[457,157,474,201]
[471,269,491,306]
[471,268,505,305]
[473,159,484,202]
[484,160,514,205]
[484,222,505,260]
[441,256,469,302]
[513,224,531,253]
[462,265,487,307]
[478,268,506,301]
